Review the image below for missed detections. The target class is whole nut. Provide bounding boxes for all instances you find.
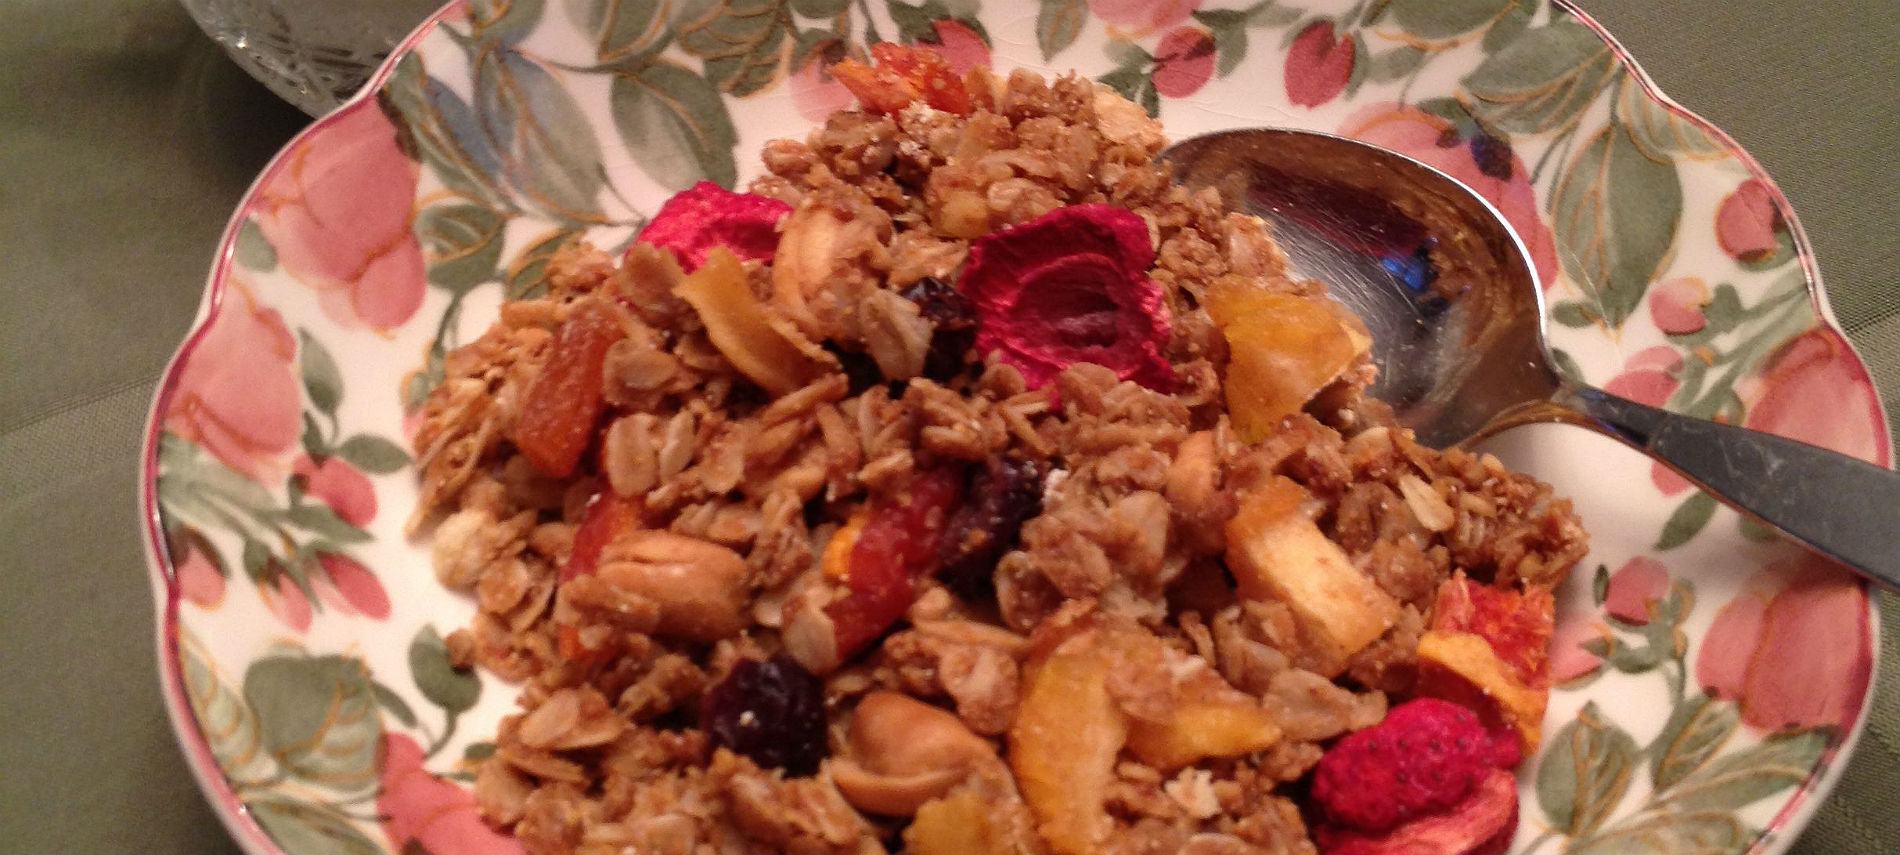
[596,531,750,641]
[830,690,1002,816]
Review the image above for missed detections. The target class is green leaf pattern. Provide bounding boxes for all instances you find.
[244,653,385,790]
[247,793,388,855]
[1531,560,1842,854]
[1538,702,1639,838]
[610,59,742,190]
[677,0,798,98]
[1463,20,1616,135]
[1550,123,1684,330]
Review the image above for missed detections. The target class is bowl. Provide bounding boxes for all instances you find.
[143,1,1890,852]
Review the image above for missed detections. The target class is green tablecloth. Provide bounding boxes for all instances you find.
[0,1,1893,851]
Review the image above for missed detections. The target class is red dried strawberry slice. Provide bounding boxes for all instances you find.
[634,181,791,272]
[959,204,1172,392]
[1315,767,1520,855]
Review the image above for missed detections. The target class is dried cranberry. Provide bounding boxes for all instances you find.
[937,457,1046,601]
[701,655,828,776]
[824,342,885,397]
[900,277,978,382]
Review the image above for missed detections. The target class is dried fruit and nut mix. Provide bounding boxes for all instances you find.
[408,48,1588,855]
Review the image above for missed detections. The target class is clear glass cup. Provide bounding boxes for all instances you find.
[177,0,447,116]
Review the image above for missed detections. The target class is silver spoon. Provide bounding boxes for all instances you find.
[1161,128,1900,587]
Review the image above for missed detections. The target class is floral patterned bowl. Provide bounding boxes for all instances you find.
[143,1,1891,853]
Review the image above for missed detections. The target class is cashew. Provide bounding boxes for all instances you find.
[596,531,750,641]
[831,691,1001,816]
[1166,431,1219,513]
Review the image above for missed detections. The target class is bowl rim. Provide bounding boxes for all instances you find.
[140,1,1890,852]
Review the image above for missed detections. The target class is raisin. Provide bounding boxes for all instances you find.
[936,457,1046,601]
[701,655,828,776]
[825,342,885,398]
[900,277,978,382]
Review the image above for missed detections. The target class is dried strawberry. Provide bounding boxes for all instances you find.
[959,204,1172,392]
[1315,767,1520,855]
[634,181,791,272]
[1311,698,1515,833]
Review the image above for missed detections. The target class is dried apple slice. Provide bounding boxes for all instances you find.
[673,247,834,395]
[1225,476,1400,675]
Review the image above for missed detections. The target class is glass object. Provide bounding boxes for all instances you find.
[177,0,445,116]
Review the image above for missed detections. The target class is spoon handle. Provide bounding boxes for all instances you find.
[1556,384,1900,588]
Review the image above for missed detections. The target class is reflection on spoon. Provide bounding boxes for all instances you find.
[1161,128,1900,588]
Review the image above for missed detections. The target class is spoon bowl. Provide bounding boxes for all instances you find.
[1162,128,1900,586]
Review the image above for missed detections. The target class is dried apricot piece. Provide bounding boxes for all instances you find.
[832,57,921,115]
[834,43,973,116]
[1009,627,1128,855]
[1417,575,1557,753]
[513,298,624,478]
[560,489,642,583]
[1204,281,1369,442]
[1123,676,1283,771]
[1430,574,1556,687]
[825,466,964,659]
[870,42,971,115]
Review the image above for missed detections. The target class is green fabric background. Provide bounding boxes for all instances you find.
[0,0,1892,851]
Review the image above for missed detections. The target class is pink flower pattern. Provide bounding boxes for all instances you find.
[260,574,314,634]
[1549,614,1606,684]
[379,734,524,855]
[1649,276,1711,335]
[165,278,304,480]
[1741,326,1889,466]
[1153,27,1217,98]
[1603,557,1669,625]
[293,455,378,528]
[310,553,392,621]
[173,534,228,609]
[1714,179,1786,265]
[1087,0,1200,36]
[922,19,991,75]
[1696,556,1871,732]
[253,105,426,331]
[1284,22,1355,108]
[1601,345,1683,408]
